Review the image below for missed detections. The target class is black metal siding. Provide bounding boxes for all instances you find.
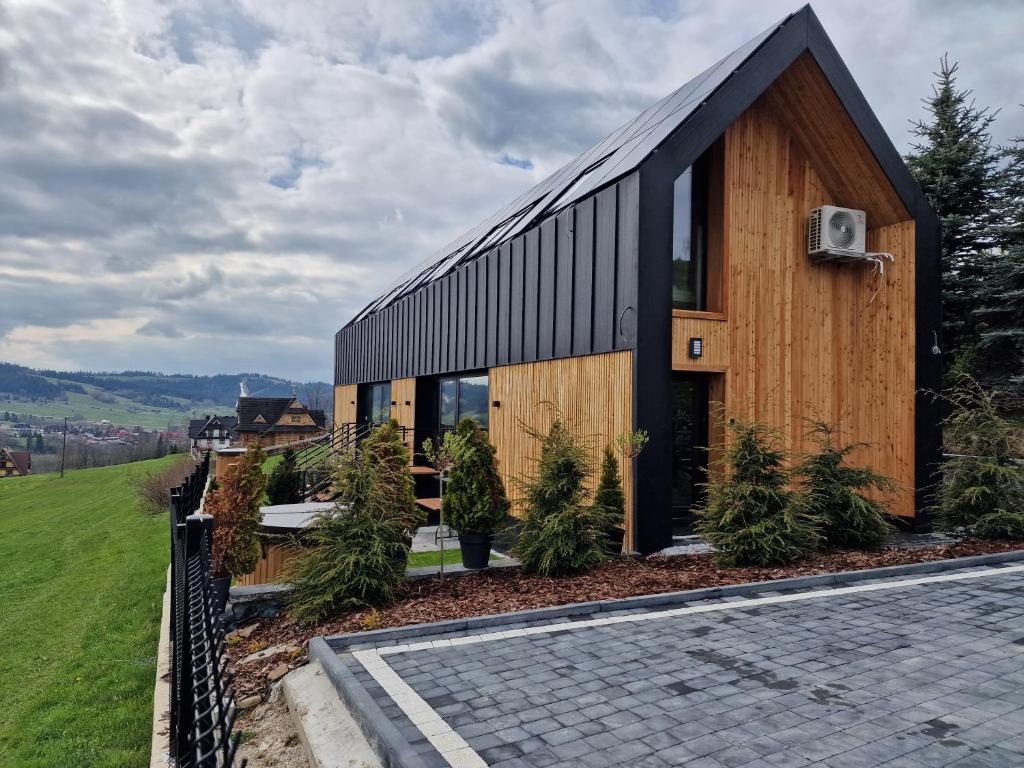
[334,172,640,384]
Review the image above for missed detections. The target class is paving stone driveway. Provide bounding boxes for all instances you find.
[343,565,1024,767]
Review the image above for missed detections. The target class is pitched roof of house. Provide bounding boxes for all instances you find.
[3,449,31,475]
[187,415,238,439]
[348,4,931,326]
[236,397,327,433]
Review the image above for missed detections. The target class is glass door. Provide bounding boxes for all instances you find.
[671,373,709,534]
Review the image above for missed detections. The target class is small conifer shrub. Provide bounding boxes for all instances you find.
[593,445,626,553]
[695,419,819,567]
[286,420,419,622]
[442,418,510,535]
[794,422,896,550]
[513,420,617,575]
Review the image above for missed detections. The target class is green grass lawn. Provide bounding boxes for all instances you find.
[0,457,175,767]
[406,549,500,568]
[2,390,235,430]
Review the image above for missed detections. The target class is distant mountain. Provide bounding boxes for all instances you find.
[0,362,331,429]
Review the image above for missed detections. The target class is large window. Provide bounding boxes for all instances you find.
[438,374,489,431]
[359,381,391,426]
[672,151,710,311]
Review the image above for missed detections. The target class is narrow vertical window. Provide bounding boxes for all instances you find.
[672,153,710,311]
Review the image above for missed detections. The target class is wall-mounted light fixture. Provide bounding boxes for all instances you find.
[492,400,501,408]
[405,400,411,406]
[391,401,397,406]
[688,337,703,359]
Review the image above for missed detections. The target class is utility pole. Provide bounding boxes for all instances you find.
[60,417,67,478]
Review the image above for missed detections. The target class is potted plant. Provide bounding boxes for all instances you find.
[422,429,466,579]
[443,418,509,569]
[206,445,267,610]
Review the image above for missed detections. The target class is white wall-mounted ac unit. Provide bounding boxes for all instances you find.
[808,205,867,263]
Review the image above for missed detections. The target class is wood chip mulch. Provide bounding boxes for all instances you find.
[227,538,1022,698]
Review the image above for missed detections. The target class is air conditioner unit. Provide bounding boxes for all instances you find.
[808,205,867,263]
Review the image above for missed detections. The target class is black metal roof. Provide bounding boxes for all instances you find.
[235,397,326,432]
[349,11,791,324]
[187,415,238,439]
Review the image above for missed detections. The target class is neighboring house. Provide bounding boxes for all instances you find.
[0,449,31,477]
[187,415,238,457]
[235,397,327,448]
[331,6,942,554]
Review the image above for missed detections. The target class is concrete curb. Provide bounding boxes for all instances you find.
[310,638,434,768]
[149,566,171,767]
[282,662,381,768]
[323,548,1024,650]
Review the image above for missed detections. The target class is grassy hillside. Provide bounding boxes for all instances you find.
[0,457,179,767]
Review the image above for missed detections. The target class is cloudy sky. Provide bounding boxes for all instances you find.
[0,0,1022,382]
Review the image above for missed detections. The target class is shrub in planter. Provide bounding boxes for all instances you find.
[205,445,267,608]
[594,445,626,554]
[932,374,1024,531]
[441,418,509,568]
[267,448,304,505]
[286,420,419,622]
[695,419,819,567]
[794,422,897,550]
[513,420,617,576]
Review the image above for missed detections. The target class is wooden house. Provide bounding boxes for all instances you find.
[0,448,31,478]
[332,6,941,553]
[235,397,327,448]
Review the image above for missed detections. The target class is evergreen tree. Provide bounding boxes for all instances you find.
[286,420,419,622]
[973,135,1024,401]
[793,422,896,550]
[906,56,1002,368]
[593,445,626,552]
[267,448,304,505]
[442,418,509,535]
[513,420,617,576]
[695,420,820,567]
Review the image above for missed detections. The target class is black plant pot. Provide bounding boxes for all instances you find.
[458,533,493,570]
[605,526,626,555]
[211,576,231,614]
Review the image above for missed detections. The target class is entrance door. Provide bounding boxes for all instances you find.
[671,373,709,534]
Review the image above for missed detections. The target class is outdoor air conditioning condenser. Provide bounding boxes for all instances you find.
[808,205,867,263]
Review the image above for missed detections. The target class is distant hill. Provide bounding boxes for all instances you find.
[0,362,331,430]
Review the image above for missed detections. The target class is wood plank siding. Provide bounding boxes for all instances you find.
[670,88,917,517]
[335,174,640,385]
[488,351,636,549]
[234,543,301,587]
[391,377,417,458]
[333,384,357,429]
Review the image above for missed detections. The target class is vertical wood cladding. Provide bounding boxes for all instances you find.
[671,96,917,518]
[333,384,357,429]
[488,351,636,550]
[334,173,640,385]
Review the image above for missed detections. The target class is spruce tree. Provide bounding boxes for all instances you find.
[695,420,820,567]
[906,56,1002,368]
[513,420,617,576]
[973,136,1024,401]
[593,445,626,552]
[793,422,896,550]
[442,418,509,535]
[267,448,304,504]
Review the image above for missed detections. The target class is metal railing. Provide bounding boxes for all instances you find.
[169,453,245,768]
[296,422,415,501]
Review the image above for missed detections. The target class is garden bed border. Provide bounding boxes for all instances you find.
[319,547,1024,651]
[310,548,1024,768]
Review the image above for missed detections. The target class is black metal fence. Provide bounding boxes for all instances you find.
[169,453,246,767]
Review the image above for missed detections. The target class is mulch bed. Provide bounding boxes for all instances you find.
[228,538,1022,698]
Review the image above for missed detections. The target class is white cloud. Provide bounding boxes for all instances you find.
[0,0,1021,381]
